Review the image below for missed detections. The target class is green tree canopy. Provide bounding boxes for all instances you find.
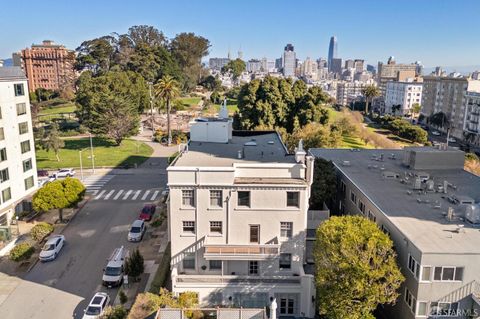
[314,216,404,319]
[310,158,337,209]
[38,122,65,161]
[361,84,380,114]
[222,58,246,80]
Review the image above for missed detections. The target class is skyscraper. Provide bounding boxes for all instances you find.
[328,36,337,72]
[282,44,296,77]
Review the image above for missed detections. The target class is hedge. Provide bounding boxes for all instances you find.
[9,242,35,262]
[30,222,54,242]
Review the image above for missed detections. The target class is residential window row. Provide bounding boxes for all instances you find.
[23,158,32,172]
[19,122,29,135]
[25,176,34,190]
[16,103,27,115]
[0,168,9,183]
[14,83,25,97]
[408,258,464,282]
[186,254,291,272]
[20,140,31,154]
[181,189,300,208]
[1,187,11,203]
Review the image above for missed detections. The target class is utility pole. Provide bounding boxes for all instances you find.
[89,133,95,174]
[79,150,84,181]
[148,82,154,138]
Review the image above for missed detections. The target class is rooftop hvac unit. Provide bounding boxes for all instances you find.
[426,180,435,192]
[465,204,480,224]
[413,177,422,190]
[342,161,351,166]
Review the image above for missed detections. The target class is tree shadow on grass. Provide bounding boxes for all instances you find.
[62,137,117,151]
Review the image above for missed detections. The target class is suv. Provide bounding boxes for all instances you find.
[53,168,75,178]
[83,292,110,319]
[102,246,128,288]
[128,220,146,242]
[139,204,156,221]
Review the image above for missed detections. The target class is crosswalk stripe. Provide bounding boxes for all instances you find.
[150,190,159,201]
[91,190,98,196]
[113,190,124,200]
[122,190,133,200]
[104,190,115,200]
[132,190,141,200]
[141,190,150,201]
[94,190,106,200]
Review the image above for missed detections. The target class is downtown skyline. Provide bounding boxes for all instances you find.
[1,0,480,68]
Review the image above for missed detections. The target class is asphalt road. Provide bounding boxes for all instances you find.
[0,170,166,319]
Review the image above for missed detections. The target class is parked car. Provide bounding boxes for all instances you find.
[128,219,146,242]
[53,168,75,178]
[102,246,128,287]
[38,175,57,187]
[447,137,457,143]
[432,131,441,136]
[39,235,65,262]
[37,170,49,177]
[138,204,156,221]
[83,292,110,319]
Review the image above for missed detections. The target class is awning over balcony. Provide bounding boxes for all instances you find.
[203,244,280,260]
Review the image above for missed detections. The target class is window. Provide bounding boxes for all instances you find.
[23,159,32,172]
[183,252,195,269]
[280,222,293,238]
[14,83,24,96]
[417,301,428,317]
[367,210,376,222]
[20,140,31,153]
[210,221,222,234]
[279,253,292,269]
[25,176,34,190]
[0,128,4,141]
[2,188,11,202]
[182,221,195,234]
[404,288,416,314]
[238,191,250,207]
[209,260,222,270]
[249,225,260,243]
[0,168,8,183]
[433,266,463,281]
[421,266,432,282]
[340,181,346,195]
[287,192,299,207]
[0,148,6,162]
[408,255,420,279]
[350,191,357,204]
[249,261,258,275]
[430,302,459,316]
[18,122,28,135]
[16,102,27,115]
[358,201,365,214]
[182,190,194,207]
[209,190,222,207]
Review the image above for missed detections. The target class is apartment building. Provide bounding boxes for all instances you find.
[377,57,419,95]
[167,106,317,317]
[0,67,38,241]
[421,76,480,138]
[336,81,373,106]
[17,40,76,92]
[464,91,480,144]
[311,147,480,319]
[385,81,423,115]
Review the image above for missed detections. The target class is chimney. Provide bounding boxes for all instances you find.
[295,139,306,164]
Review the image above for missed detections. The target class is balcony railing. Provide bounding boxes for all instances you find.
[203,244,280,260]
[175,274,301,285]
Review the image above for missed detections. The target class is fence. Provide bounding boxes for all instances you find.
[156,307,266,319]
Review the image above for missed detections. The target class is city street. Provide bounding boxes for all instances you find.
[0,144,172,319]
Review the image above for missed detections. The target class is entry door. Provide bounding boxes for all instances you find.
[249,225,260,244]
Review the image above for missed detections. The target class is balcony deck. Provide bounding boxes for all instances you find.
[203,244,280,260]
[175,274,301,285]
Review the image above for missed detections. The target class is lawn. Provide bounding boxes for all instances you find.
[341,135,372,149]
[178,97,201,108]
[36,137,153,169]
[38,104,77,115]
[203,98,238,115]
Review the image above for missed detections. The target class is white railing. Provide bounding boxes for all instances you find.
[204,245,279,256]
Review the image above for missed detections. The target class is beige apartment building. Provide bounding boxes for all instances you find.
[377,57,419,95]
[166,105,320,318]
[16,40,76,92]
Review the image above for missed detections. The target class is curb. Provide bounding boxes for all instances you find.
[26,196,91,273]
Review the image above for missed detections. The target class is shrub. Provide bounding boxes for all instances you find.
[9,242,35,262]
[153,129,187,145]
[101,305,127,319]
[30,222,54,242]
[126,248,144,281]
[119,290,128,305]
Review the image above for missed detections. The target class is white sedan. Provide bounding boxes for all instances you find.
[83,292,110,319]
[39,235,65,262]
[53,168,76,178]
[431,131,441,136]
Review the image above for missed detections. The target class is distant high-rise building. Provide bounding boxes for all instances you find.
[354,59,365,73]
[282,44,296,77]
[209,58,230,71]
[366,64,376,73]
[275,57,282,71]
[246,59,262,73]
[17,40,75,92]
[330,58,343,76]
[317,58,327,68]
[328,36,338,71]
[344,59,354,70]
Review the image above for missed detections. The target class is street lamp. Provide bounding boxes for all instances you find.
[79,150,84,181]
[89,133,95,174]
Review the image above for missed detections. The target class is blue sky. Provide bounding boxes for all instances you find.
[1,0,479,67]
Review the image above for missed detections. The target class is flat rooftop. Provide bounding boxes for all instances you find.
[310,148,480,254]
[0,67,26,81]
[173,131,295,167]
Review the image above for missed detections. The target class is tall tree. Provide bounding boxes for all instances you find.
[361,85,380,115]
[126,25,166,48]
[154,75,181,145]
[411,103,421,119]
[170,32,210,90]
[127,45,181,83]
[75,36,117,74]
[314,216,404,319]
[40,122,65,161]
[221,58,246,83]
[429,111,453,143]
[310,158,337,209]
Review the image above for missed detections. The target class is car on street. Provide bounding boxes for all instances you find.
[38,175,56,187]
[53,168,76,178]
[39,235,65,262]
[83,292,110,319]
[432,131,441,136]
[102,246,128,288]
[128,219,146,242]
[37,170,49,177]
[138,204,156,221]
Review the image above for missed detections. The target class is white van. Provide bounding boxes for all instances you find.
[102,246,128,288]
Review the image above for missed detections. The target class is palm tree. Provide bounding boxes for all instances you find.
[154,75,180,146]
[361,85,380,115]
[429,111,454,145]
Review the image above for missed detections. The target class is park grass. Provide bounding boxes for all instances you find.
[36,137,153,169]
[39,104,76,115]
[203,98,238,115]
[178,97,201,108]
[341,135,373,149]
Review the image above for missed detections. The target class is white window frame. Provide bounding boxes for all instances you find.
[286,191,299,208]
[433,266,463,282]
[248,261,259,275]
[209,221,222,234]
[182,221,195,234]
[209,190,223,208]
[182,190,195,207]
[408,254,420,279]
[416,300,428,317]
[419,265,432,282]
[280,222,293,238]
